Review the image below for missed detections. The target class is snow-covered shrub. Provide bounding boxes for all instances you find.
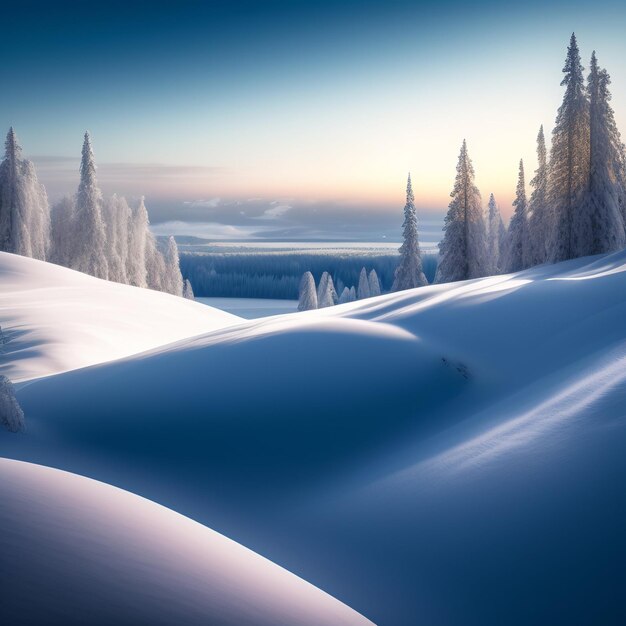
[0,376,25,432]
[183,279,195,299]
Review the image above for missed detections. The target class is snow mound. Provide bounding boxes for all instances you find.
[0,458,373,626]
[4,249,626,624]
[0,252,240,382]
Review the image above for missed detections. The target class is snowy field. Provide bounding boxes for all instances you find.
[197,297,298,318]
[2,250,626,624]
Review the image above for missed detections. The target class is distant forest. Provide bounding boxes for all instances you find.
[180,251,439,299]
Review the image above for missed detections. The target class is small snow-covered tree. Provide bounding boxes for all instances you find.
[318,272,337,307]
[338,286,351,304]
[486,193,505,273]
[103,194,132,284]
[583,52,626,255]
[298,271,318,311]
[349,286,357,301]
[436,140,489,283]
[0,128,50,260]
[368,269,381,296]
[183,278,195,300]
[528,125,550,266]
[547,33,590,262]
[357,267,370,299]
[0,375,24,432]
[161,236,184,296]
[127,197,150,288]
[71,132,108,279]
[504,160,531,272]
[392,174,427,291]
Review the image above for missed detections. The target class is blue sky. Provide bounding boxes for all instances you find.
[3,0,626,240]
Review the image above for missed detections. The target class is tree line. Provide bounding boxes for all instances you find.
[0,130,191,298]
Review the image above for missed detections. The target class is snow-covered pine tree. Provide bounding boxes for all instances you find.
[338,286,351,304]
[72,132,108,279]
[368,269,381,296]
[0,128,50,260]
[584,52,626,254]
[486,193,505,273]
[145,231,167,292]
[317,271,329,304]
[127,197,150,288]
[547,34,590,262]
[392,173,427,291]
[298,271,318,311]
[435,140,489,283]
[318,272,337,307]
[103,194,132,284]
[349,286,357,301]
[183,278,195,300]
[357,267,370,299]
[162,236,184,296]
[528,125,550,266]
[504,160,530,272]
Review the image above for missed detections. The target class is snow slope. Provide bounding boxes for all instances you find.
[0,251,239,382]
[0,458,371,626]
[3,250,626,624]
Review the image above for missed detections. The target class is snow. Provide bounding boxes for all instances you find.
[2,249,626,624]
[199,296,298,318]
[0,252,239,382]
[0,457,372,626]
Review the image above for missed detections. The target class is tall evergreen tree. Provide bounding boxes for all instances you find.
[505,160,530,272]
[0,128,49,260]
[547,33,590,262]
[486,193,505,273]
[584,52,625,254]
[528,125,550,265]
[435,140,488,283]
[392,174,427,291]
[73,132,108,279]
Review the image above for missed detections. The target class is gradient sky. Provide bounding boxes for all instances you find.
[3,0,626,242]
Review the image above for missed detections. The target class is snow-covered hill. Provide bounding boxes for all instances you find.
[0,458,371,626]
[2,250,626,624]
[0,252,239,382]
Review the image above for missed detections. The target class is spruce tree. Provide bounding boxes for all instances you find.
[368,269,381,296]
[585,52,625,254]
[547,33,590,262]
[183,278,195,300]
[436,140,488,283]
[505,160,530,272]
[73,132,108,279]
[486,193,505,273]
[298,271,318,311]
[0,128,50,260]
[392,174,427,291]
[528,125,550,265]
[357,267,370,299]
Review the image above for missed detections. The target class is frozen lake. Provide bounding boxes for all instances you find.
[197,297,298,319]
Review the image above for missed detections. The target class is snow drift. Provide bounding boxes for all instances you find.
[0,458,372,626]
[0,251,239,382]
[2,249,626,624]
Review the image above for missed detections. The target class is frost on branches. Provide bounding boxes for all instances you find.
[298,271,318,311]
[436,140,488,283]
[0,128,50,260]
[392,174,427,291]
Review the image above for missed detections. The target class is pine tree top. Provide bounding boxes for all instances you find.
[5,127,21,162]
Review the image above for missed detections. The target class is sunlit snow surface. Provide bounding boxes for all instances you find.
[0,458,372,626]
[2,250,626,625]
